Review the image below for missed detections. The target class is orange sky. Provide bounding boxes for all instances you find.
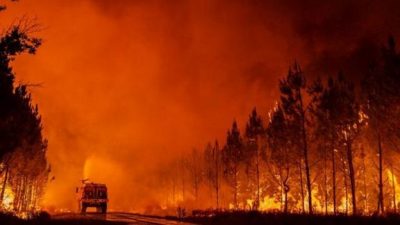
[3,0,400,211]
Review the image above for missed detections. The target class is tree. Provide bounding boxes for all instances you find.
[0,25,48,212]
[361,37,400,214]
[311,73,363,214]
[279,63,313,213]
[244,108,264,210]
[188,149,203,201]
[222,121,244,209]
[204,141,221,209]
[309,77,334,214]
[266,105,292,213]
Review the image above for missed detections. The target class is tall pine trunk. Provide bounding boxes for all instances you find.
[255,149,260,210]
[298,90,312,214]
[215,148,220,210]
[342,157,349,215]
[299,160,305,213]
[233,164,238,209]
[391,165,396,212]
[323,151,328,215]
[0,165,9,203]
[378,133,384,214]
[331,144,337,214]
[346,141,357,214]
[361,147,368,213]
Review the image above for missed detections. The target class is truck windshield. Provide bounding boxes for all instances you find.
[84,187,107,199]
[84,189,94,199]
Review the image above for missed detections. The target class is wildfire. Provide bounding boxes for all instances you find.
[386,169,400,210]
[1,185,14,211]
[259,195,281,211]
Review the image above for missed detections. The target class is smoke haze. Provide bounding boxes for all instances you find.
[2,0,400,211]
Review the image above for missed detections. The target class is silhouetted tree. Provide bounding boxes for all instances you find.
[361,37,400,214]
[308,77,333,214]
[204,141,221,209]
[311,74,364,214]
[266,105,292,213]
[188,149,203,201]
[279,63,313,213]
[222,121,244,209]
[0,23,48,212]
[244,108,264,210]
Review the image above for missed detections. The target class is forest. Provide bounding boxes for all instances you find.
[0,18,49,219]
[155,37,400,216]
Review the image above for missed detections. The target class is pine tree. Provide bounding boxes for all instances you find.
[279,63,313,213]
[0,25,48,212]
[244,108,264,210]
[222,121,244,209]
[361,37,400,214]
[266,105,292,213]
[204,141,221,209]
[310,74,364,214]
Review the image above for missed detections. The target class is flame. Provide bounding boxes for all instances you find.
[1,185,15,211]
[386,169,400,210]
[338,196,348,213]
[259,195,281,211]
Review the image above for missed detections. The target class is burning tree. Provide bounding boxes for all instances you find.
[310,74,364,214]
[155,36,400,216]
[204,141,222,209]
[265,105,292,213]
[361,37,400,214]
[244,108,265,210]
[0,26,49,214]
[222,121,244,209]
[279,63,313,214]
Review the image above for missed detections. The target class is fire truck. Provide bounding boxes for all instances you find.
[76,180,108,213]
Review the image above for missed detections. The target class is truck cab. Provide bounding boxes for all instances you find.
[76,181,108,213]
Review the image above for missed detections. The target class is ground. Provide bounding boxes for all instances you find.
[0,212,195,225]
[3,211,400,225]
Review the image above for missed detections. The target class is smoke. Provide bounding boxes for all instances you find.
[3,0,400,211]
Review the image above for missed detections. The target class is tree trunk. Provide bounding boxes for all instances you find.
[362,147,368,213]
[181,170,185,203]
[283,153,290,214]
[302,126,312,214]
[299,160,305,213]
[391,165,396,213]
[0,165,9,203]
[280,180,284,211]
[346,141,357,214]
[284,183,288,213]
[343,158,349,215]
[234,164,238,209]
[323,151,328,215]
[331,145,337,214]
[298,90,312,214]
[255,150,260,210]
[215,148,219,210]
[378,133,384,214]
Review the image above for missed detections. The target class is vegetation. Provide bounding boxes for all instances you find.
[0,1,50,215]
[156,37,400,216]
